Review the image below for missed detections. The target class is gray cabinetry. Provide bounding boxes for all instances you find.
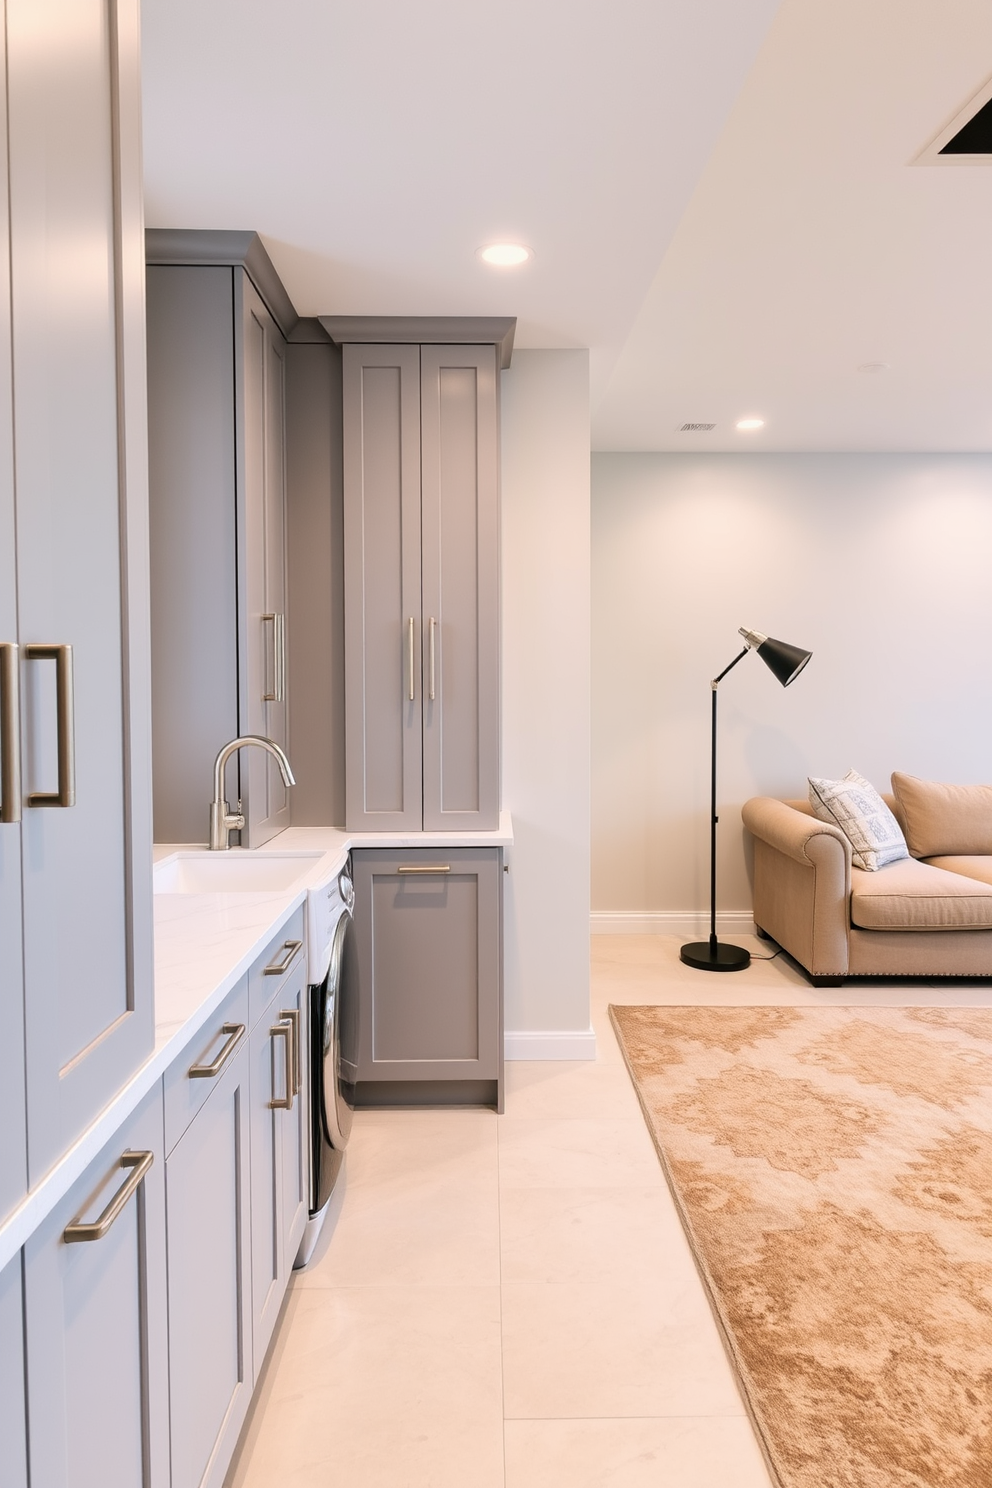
[0,1256,27,1488]
[0,0,153,1205]
[23,1085,169,1488]
[343,343,500,832]
[165,1002,253,1488]
[147,232,295,848]
[351,848,503,1108]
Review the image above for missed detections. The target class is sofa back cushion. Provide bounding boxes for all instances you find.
[808,769,909,872]
[891,772,992,857]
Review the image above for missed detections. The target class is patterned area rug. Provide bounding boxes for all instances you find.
[609,1005,992,1488]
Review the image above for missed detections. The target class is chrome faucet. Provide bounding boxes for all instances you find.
[209,736,296,850]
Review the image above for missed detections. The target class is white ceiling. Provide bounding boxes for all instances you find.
[141,0,992,452]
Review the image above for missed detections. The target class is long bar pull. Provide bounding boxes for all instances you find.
[397,864,451,875]
[0,643,20,824]
[262,614,285,703]
[269,1021,294,1110]
[25,644,74,807]
[188,1022,246,1078]
[429,617,436,702]
[263,939,302,976]
[407,617,415,701]
[63,1150,154,1243]
[280,1006,302,1094]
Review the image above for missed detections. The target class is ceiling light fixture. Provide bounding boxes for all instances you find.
[478,243,531,267]
[736,417,764,432]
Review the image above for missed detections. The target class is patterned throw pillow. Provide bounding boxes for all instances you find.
[808,769,910,872]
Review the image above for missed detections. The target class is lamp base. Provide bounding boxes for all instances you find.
[680,940,751,972]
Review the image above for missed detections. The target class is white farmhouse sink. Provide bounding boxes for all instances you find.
[154,851,323,895]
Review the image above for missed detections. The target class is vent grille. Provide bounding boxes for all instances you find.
[679,422,716,432]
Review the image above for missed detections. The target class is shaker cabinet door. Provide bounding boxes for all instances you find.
[343,343,424,831]
[166,1038,252,1488]
[420,345,500,832]
[23,1085,169,1488]
[8,0,153,1182]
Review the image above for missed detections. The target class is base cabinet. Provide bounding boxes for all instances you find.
[22,1085,169,1488]
[351,848,503,1108]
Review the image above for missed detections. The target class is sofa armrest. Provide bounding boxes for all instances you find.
[742,797,851,978]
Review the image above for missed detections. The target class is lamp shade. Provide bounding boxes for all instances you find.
[757,636,811,686]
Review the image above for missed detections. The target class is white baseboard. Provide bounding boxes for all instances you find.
[590,911,757,937]
[504,1028,598,1061]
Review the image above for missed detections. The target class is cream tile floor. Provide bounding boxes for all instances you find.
[229,936,992,1487]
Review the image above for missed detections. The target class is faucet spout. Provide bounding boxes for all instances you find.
[209,735,296,849]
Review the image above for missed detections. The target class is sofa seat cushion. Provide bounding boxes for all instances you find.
[850,858,992,931]
[924,856,992,889]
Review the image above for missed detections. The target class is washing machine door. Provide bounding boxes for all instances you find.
[320,907,359,1151]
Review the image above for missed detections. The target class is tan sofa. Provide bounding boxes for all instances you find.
[742,793,992,985]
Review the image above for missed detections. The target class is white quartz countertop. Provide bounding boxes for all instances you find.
[0,816,512,1271]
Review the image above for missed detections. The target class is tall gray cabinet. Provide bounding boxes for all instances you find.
[0,0,153,1214]
[336,333,508,832]
[146,231,295,848]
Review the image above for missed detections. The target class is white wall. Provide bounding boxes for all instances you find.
[501,351,593,1055]
[591,453,992,928]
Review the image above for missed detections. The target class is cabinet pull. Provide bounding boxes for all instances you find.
[63,1150,154,1243]
[428,617,436,702]
[280,1005,302,1093]
[0,643,20,823]
[397,864,451,874]
[407,616,415,701]
[262,613,285,703]
[263,939,303,976]
[24,643,75,807]
[270,1020,294,1110]
[188,1021,245,1079]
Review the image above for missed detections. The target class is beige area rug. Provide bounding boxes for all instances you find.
[609,1004,992,1488]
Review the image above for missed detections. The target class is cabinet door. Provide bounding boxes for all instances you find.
[249,959,307,1374]
[0,2,24,1226]
[166,1037,252,1488]
[351,848,502,1088]
[8,0,154,1181]
[23,1085,169,1488]
[420,345,500,831]
[0,1256,27,1488]
[241,276,291,847]
[343,344,423,830]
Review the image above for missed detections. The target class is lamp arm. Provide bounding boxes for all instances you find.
[711,645,751,689]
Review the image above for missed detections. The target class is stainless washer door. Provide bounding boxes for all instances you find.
[321,907,358,1151]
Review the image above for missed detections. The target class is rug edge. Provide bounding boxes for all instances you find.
[608,1003,788,1488]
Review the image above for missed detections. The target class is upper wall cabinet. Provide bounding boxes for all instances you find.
[0,0,154,1209]
[340,336,507,832]
[146,232,296,848]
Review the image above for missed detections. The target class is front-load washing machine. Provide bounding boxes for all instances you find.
[295,857,359,1267]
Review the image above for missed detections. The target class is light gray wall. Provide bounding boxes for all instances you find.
[592,452,992,919]
[501,351,591,1039]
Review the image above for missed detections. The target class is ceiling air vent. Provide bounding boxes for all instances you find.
[679,422,716,432]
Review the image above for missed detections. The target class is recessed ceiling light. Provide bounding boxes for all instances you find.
[736,417,764,432]
[857,362,889,374]
[477,243,531,267]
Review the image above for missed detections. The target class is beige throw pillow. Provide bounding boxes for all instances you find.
[808,769,910,872]
[890,772,992,858]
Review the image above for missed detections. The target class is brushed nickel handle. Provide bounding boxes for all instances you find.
[270,1020,294,1110]
[188,1021,245,1078]
[262,613,285,703]
[429,617,436,702]
[263,939,303,976]
[280,1005,302,1093]
[407,616,415,701]
[0,643,20,824]
[64,1150,153,1243]
[25,643,74,807]
[397,864,451,875]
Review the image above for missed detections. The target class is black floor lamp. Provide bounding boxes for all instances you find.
[680,626,812,973]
